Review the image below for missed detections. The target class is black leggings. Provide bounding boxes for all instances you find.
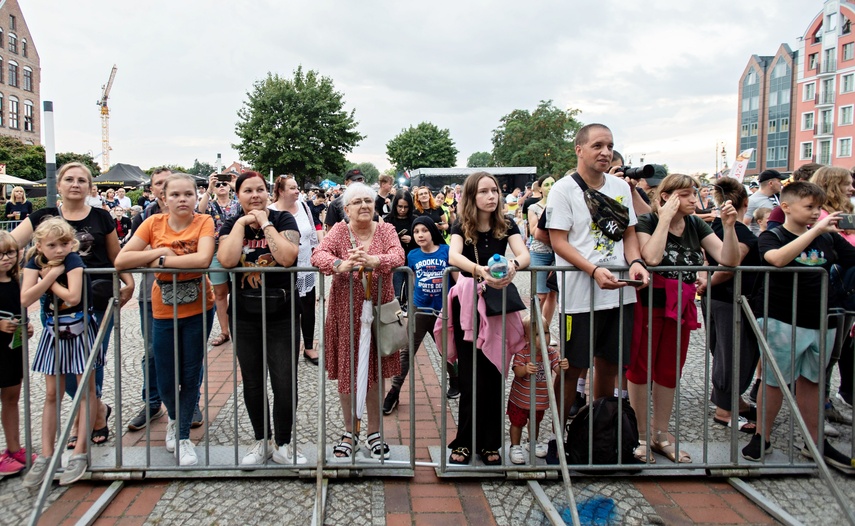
[294,288,316,350]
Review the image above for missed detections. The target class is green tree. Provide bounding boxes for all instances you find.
[466,151,494,168]
[491,100,583,175]
[56,151,101,177]
[233,66,365,190]
[144,164,188,176]
[188,158,217,176]
[345,161,380,184]
[386,122,459,172]
[0,136,45,181]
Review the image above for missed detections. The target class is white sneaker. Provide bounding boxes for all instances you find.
[535,442,549,458]
[241,439,274,466]
[825,421,841,438]
[165,419,176,452]
[272,442,307,465]
[509,445,525,464]
[178,439,197,466]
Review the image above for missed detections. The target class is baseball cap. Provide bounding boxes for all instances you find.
[757,169,785,183]
[345,169,364,182]
[645,164,667,187]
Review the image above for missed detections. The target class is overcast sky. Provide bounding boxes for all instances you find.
[23,0,822,176]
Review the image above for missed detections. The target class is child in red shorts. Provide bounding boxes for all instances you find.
[508,315,568,464]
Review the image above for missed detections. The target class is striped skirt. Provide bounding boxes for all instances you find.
[32,317,103,376]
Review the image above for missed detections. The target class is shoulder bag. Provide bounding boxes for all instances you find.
[571,172,630,242]
[473,242,526,317]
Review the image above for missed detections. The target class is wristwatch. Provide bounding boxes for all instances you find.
[260,221,274,230]
[158,255,166,268]
[333,259,343,272]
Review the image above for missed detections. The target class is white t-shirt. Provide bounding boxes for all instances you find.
[745,191,779,235]
[545,174,638,314]
[118,196,132,209]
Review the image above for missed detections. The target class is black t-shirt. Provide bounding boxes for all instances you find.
[384,213,417,254]
[636,213,713,283]
[375,194,392,217]
[307,201,325,228]
[758,226,855,328]
[451,220,521,278]
[0,279,20,350]
[137,196,151,208]
[521,196,540,218]
[324,196,345,227]
[29,207,116,282]
[25,252,90,316]
[219,209,299,302]
[707,218,760,303]
[416,207,444,226]
[5,201,32,220]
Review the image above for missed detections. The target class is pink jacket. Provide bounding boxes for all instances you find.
[654,273,701,330]
[433,276,526,374]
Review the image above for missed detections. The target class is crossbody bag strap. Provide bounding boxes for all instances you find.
[570,172,588,192]
[348,225,371,301]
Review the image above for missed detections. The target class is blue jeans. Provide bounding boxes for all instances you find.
[63,308,111,400]
[152,310,213,440]
[139,301,161,407]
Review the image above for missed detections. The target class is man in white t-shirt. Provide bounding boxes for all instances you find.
[546,123,649,423]
[743,169,785,235]
[116,187,132,209]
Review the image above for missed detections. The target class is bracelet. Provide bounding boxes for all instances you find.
[512,259,521,269]
[629,258,647,269]
[591,265,601,278]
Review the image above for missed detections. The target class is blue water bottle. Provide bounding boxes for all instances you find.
[488,254,509,279]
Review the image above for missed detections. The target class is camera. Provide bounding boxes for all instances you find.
[616,165,654,180]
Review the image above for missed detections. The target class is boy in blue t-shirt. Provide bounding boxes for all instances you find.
[741,181,855,474]
[383,216,459,414]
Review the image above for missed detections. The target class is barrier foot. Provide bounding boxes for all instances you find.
[528,480,576,526]
[312,477,328,526]
[74,481,124,526]
[728,478,805,526]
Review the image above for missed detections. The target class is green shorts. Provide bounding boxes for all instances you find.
[759,317,835,387]
[209,252,230,286]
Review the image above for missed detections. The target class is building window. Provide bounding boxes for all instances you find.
[21,38,26,58]
[769,91,778,106]
[842,106,854,125]
[740,124,749,137]
[750,122,758,136]
[773,60,788,78]
[750,96,759,110]
[845,17,852,35]
[742,97,750,112]
[23,67,31,92]
[803,112,815,130]
[779,146,788,161]
[840,138,853,157]
[9,96,18,129]
[844,74,855,93]
[746,69,757,85]
[23,100,32,132]
[845,43,855,61]
[805,82,816,101]
[0,93,4,127]
[9,33,17,55]
[780,88,791,105]
[9,15,15,30]
[767,147,776,161]
[802,142,814,160]
[769,119,777,133]
[781,117,790,132]
[809,53,819,70]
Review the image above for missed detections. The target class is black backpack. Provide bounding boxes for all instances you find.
[561,396,640,465]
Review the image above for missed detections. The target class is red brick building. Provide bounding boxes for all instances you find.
[0,0,39,145]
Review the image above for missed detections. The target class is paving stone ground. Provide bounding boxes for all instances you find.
[0,271,852,525]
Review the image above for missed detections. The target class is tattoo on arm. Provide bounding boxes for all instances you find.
[284,230,300,248]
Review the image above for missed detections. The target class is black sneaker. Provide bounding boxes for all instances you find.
[383,386,400,415]
[838,391,853,408]
[191,406,204,429]
[748,378,761,404]
[446,377,460,400]
[127,404,165,431]
[742,434,772,461]
[801,439,855,474]
[569,392,586,418]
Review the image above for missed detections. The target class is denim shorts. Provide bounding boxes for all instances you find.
[529,251,554,294]
[209,252,229,286]
[759,317,835,387]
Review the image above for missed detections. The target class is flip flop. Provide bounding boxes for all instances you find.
[211,333,231,347]
[66,435,78,450]
[91,405,112,445]
[739,405,758,422]
[651,434,692,464]
[713,415,756,434]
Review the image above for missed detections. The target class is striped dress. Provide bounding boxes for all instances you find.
[28,252,101,375]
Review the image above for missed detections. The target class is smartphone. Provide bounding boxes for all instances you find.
[618,278,644,286]
[838,214,855,230]
[216,173,231,183]
[397,229,408,236]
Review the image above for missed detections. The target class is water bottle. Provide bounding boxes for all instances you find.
[488,254,509,279]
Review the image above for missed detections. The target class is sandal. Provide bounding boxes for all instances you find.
[211,333,231,347]
[66,435,78,450]
[650,432,692,464]
[448,447,470,465]
[366,431,390,460]
[478,449,501,466]
[333,431,358,459]
[713,415,756,434]
[633,439,655,464]
[739,405,758,422]
[91,404,112,445]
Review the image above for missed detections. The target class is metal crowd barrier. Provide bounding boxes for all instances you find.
[13,263,855,524]
[0,219,21,231]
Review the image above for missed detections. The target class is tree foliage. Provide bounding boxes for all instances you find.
[491,100,583,176]
[144,164,188,176]
[386,122,458,172]
[188,158,217,176]
[233,66,364,190]
[56,151,101,177]
[466,151,494,168]
[0,136,45,181]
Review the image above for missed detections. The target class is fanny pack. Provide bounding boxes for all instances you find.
[572,173,630,241]
[157,277,202,306]
[45,311,87,340]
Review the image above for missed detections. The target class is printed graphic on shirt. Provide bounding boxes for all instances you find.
[170,239,198,256]
[590,194,626,259]
[76,230,95,258]
[796,249,827,266]
[414,257,445,297]
[239,236,277,289]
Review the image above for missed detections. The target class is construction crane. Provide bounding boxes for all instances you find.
[96,65,117,173]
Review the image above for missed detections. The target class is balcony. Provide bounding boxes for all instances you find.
[820,59,837,75]
[819,92,836,105]
[818,122,834,135]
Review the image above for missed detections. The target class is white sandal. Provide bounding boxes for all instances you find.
[366,432,390,460]
[333,431,358,458]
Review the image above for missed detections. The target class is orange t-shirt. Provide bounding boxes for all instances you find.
[133,213,216,320]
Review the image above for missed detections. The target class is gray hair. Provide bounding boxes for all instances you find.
[342,182,377,206]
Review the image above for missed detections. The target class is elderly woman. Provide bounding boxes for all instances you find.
[5,186,32,220]
[217,171,303,465]
[270,175,322,365]
[311,183,404,460]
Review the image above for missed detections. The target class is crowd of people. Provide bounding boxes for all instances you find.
[0,122,854,488]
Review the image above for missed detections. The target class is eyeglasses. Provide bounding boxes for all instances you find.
[348,198,373,206]
[0,250,17,260]
[215,182,230,188]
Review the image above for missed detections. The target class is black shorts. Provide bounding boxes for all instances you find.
[563,305,633,369]
[0,346,24,388]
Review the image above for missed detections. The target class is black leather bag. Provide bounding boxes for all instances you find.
[481,283,526,317]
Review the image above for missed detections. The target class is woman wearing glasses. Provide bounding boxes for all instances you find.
[198,174,241,347]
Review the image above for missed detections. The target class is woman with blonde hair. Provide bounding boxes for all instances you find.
[5,186,32,220]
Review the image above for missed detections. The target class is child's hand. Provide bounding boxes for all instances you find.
[525,362,537,375]
[40,264,64,279]
[815,211,842,234]
[720,200,738,227]
[0,319,16,334]
[559,358,569,370]
[26,323,33,338]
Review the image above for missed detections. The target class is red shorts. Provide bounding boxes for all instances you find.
[507,401,544,427]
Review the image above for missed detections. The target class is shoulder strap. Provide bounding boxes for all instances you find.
[570,172,588,192]
[770,225,786,243]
